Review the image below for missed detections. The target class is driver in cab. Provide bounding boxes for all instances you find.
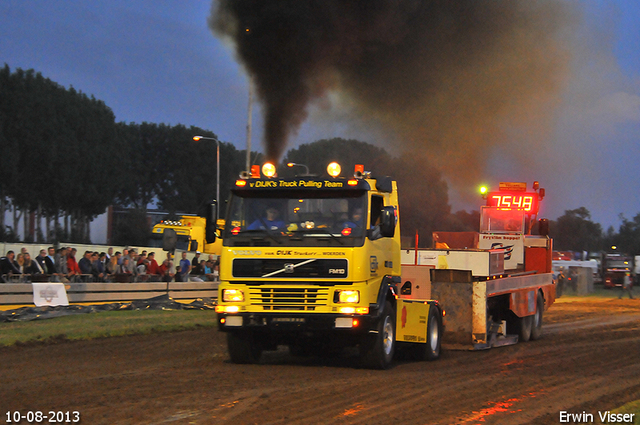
[247,206,285,231]
[343,207,364,229]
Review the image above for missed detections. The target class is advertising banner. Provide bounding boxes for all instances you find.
[32,282,69,307]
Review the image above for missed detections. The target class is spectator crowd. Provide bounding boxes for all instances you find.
[0,247,219,284]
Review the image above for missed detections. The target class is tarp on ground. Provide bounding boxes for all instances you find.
[0,294,216,322]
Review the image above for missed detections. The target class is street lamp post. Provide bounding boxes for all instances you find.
[287,162,310,176]
[193,135,220,220]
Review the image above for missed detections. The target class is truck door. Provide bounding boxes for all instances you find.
[367,194,395,287]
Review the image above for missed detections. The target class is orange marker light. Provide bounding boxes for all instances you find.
[235,180,247,187]
[348,179,358,186]
[341,228,352,236]
[251,165,260,178]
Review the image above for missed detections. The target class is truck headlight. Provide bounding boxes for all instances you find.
[336,290,359,304]
[222,289,244,302]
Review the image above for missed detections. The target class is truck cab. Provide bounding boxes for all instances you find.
[150,216,223,255]
[215,162,412,368]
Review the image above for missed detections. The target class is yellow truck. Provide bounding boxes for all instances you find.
[214,163,555,368]
[151,215,223,256]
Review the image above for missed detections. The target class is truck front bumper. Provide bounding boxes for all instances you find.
[217,311,380,335]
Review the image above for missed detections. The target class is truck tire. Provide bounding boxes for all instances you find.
[227,330,262,364]
[414,305,442,361]
[530,292,544,340]
[508,313,533,342]
[360,301,396,369]
[519,315,533,342]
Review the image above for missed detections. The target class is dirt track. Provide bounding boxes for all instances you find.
[2,297,640,425]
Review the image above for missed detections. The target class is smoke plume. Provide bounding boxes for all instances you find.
[210,0,578,174]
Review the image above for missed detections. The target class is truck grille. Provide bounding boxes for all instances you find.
[233,259,347,279]
[248,286,330,311]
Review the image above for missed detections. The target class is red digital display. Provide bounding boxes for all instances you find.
[487,192,539,213]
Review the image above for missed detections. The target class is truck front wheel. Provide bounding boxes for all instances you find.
[360,301,396,369]
[227,330,262,364]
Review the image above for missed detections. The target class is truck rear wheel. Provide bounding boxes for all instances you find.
[414,305,442,361]
[530,292,544,340]
[508,313,533,342]
[360,301,395,369]
[227,330,262,364]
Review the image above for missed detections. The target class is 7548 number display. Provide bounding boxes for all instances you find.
[486,192,538,213]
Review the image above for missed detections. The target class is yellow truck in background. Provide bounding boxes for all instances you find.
[214,163,555,369]
[150,215,224,256]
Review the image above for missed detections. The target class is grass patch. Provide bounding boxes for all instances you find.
[609,400,640,424]
[0,309,218,347]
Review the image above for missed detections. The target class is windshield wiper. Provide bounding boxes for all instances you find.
[306,228,344,245]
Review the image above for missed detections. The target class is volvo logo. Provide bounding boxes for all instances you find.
[328,268,345,274]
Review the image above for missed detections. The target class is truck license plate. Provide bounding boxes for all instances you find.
[271,317,305,323]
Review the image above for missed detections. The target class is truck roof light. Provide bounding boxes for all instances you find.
[355,164,364,174]
[251,165,260,178]
[262,162,276,178]
[327,162,341,177]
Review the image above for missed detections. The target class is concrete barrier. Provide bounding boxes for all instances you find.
[0,281,218,309]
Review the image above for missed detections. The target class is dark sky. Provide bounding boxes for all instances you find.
[1,0,639,233]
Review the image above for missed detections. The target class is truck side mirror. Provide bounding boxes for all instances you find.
[190,240,198,252]
[206,201,217,243]
[162,228,177,252]
[379,206,396,238]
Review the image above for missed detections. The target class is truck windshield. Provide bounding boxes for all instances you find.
[148,233,191,251]
[223,191,367,247]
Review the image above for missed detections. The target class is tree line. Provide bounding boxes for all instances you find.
[0,65,250,244]
[550,207,640,257]
[1,64,635,253]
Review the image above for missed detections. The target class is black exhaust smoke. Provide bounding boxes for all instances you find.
[210,0,577,173]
